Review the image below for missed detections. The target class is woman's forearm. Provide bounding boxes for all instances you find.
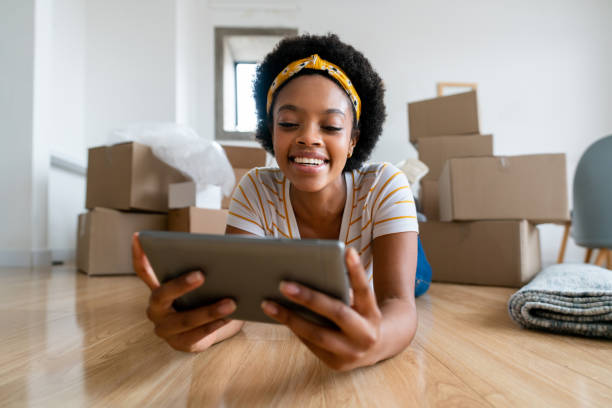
[366,298,417,366]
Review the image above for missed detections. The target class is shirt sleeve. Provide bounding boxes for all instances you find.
[226,170,266,237]
[371,164,419,239]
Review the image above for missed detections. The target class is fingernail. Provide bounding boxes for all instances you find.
[261,300,278,315]
[186,271,203,284]
[280,281,299,296]
[217,300,236,314]
[350,248,359,264]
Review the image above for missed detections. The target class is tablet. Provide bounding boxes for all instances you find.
[138,230,350,327]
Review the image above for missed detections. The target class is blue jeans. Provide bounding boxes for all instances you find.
[415,237,432,297]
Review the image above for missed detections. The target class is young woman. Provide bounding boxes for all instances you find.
[133,34,430,371]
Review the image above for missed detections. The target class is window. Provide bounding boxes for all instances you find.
[235,62,258,131]
[215,27,297,141]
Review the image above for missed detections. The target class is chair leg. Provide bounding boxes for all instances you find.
[585,248,593,263]
[557,222,571,263]
[594,249,607,267]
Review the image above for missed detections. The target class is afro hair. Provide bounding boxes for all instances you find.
[252,33,386,171]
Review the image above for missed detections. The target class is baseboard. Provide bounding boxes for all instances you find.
[52,249,75,263]
[0,249,53,268]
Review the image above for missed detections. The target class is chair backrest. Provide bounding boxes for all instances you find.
[572,134,612,248]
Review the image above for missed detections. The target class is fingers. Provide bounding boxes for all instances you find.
[166,319,231,352]
[277,281,367,337]
[345,248,379,317]
[261,300,355,356]
[148,271,205,318]
[154,299,237,337]
[299,337,340,368]
[132,232,159,290]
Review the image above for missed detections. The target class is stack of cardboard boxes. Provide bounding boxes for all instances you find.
[76,142,266,276]
[408,91,569,287]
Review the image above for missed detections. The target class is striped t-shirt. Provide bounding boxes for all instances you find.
[226,162,419,281]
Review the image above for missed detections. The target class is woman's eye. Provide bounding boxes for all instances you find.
[278,122,298,128]
[323,126,343,132]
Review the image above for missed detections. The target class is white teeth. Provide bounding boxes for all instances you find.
[293,157,324,165]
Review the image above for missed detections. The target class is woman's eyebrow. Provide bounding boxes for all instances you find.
[277,105,345,117]
[324,108,345,117]
[277,104,299,113]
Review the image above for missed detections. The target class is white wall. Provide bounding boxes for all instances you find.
[84,0,178,148]
[0,0,50,266]
[39,0,87,261]
[48,167,86,261]
[45,0,86,161]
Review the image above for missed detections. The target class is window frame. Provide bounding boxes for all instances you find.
[214,27,298,141]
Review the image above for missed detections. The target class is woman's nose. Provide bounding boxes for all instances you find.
[296,123,322,146]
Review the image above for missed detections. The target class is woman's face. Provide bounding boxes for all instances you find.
[271,74,357,194]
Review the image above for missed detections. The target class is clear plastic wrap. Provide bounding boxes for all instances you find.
[108,123,235,196]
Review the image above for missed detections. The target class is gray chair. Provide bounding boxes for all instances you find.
[571,135,612,267]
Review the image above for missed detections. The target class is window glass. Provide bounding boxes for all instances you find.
[235,62,258,132]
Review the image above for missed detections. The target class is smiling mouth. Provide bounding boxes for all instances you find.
[290,156,329,166]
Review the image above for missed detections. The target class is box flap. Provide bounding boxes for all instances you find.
[130,143,190,212]
[223,145,267,168]
[85,143,132,210]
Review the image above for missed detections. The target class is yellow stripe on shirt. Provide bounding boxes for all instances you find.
[346,234,361,245]
[282,177,293,238]
[228,211,264,230]
[248,172,272,234]
[373,216,417,226]
[345,172,357,244]
[232,197,252,212]
[239,185,255,212]
[377,185,410,210]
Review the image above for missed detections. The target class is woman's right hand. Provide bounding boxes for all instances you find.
[132,233,242,352]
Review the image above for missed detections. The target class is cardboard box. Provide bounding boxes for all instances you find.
[76,207,168,275]
[419,220,541,287]
[168,182,222,209]
[439,154,569,223]
[419,134,493,181]
[168,207,228,234]
[223,145,268,169]
[408,91,480,143]
[221,145,267,209]
[86,142,189,212]
[420,180,440,221]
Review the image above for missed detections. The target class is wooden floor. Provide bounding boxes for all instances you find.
[1,265,610,407]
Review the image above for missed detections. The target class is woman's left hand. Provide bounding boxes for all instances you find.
[261,247,382,371]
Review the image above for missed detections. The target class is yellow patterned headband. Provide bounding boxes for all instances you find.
[266,54,361,121]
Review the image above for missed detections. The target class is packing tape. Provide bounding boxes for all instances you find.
[498,156,510,171]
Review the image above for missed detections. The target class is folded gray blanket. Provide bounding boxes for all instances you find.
[508,263,612,339]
